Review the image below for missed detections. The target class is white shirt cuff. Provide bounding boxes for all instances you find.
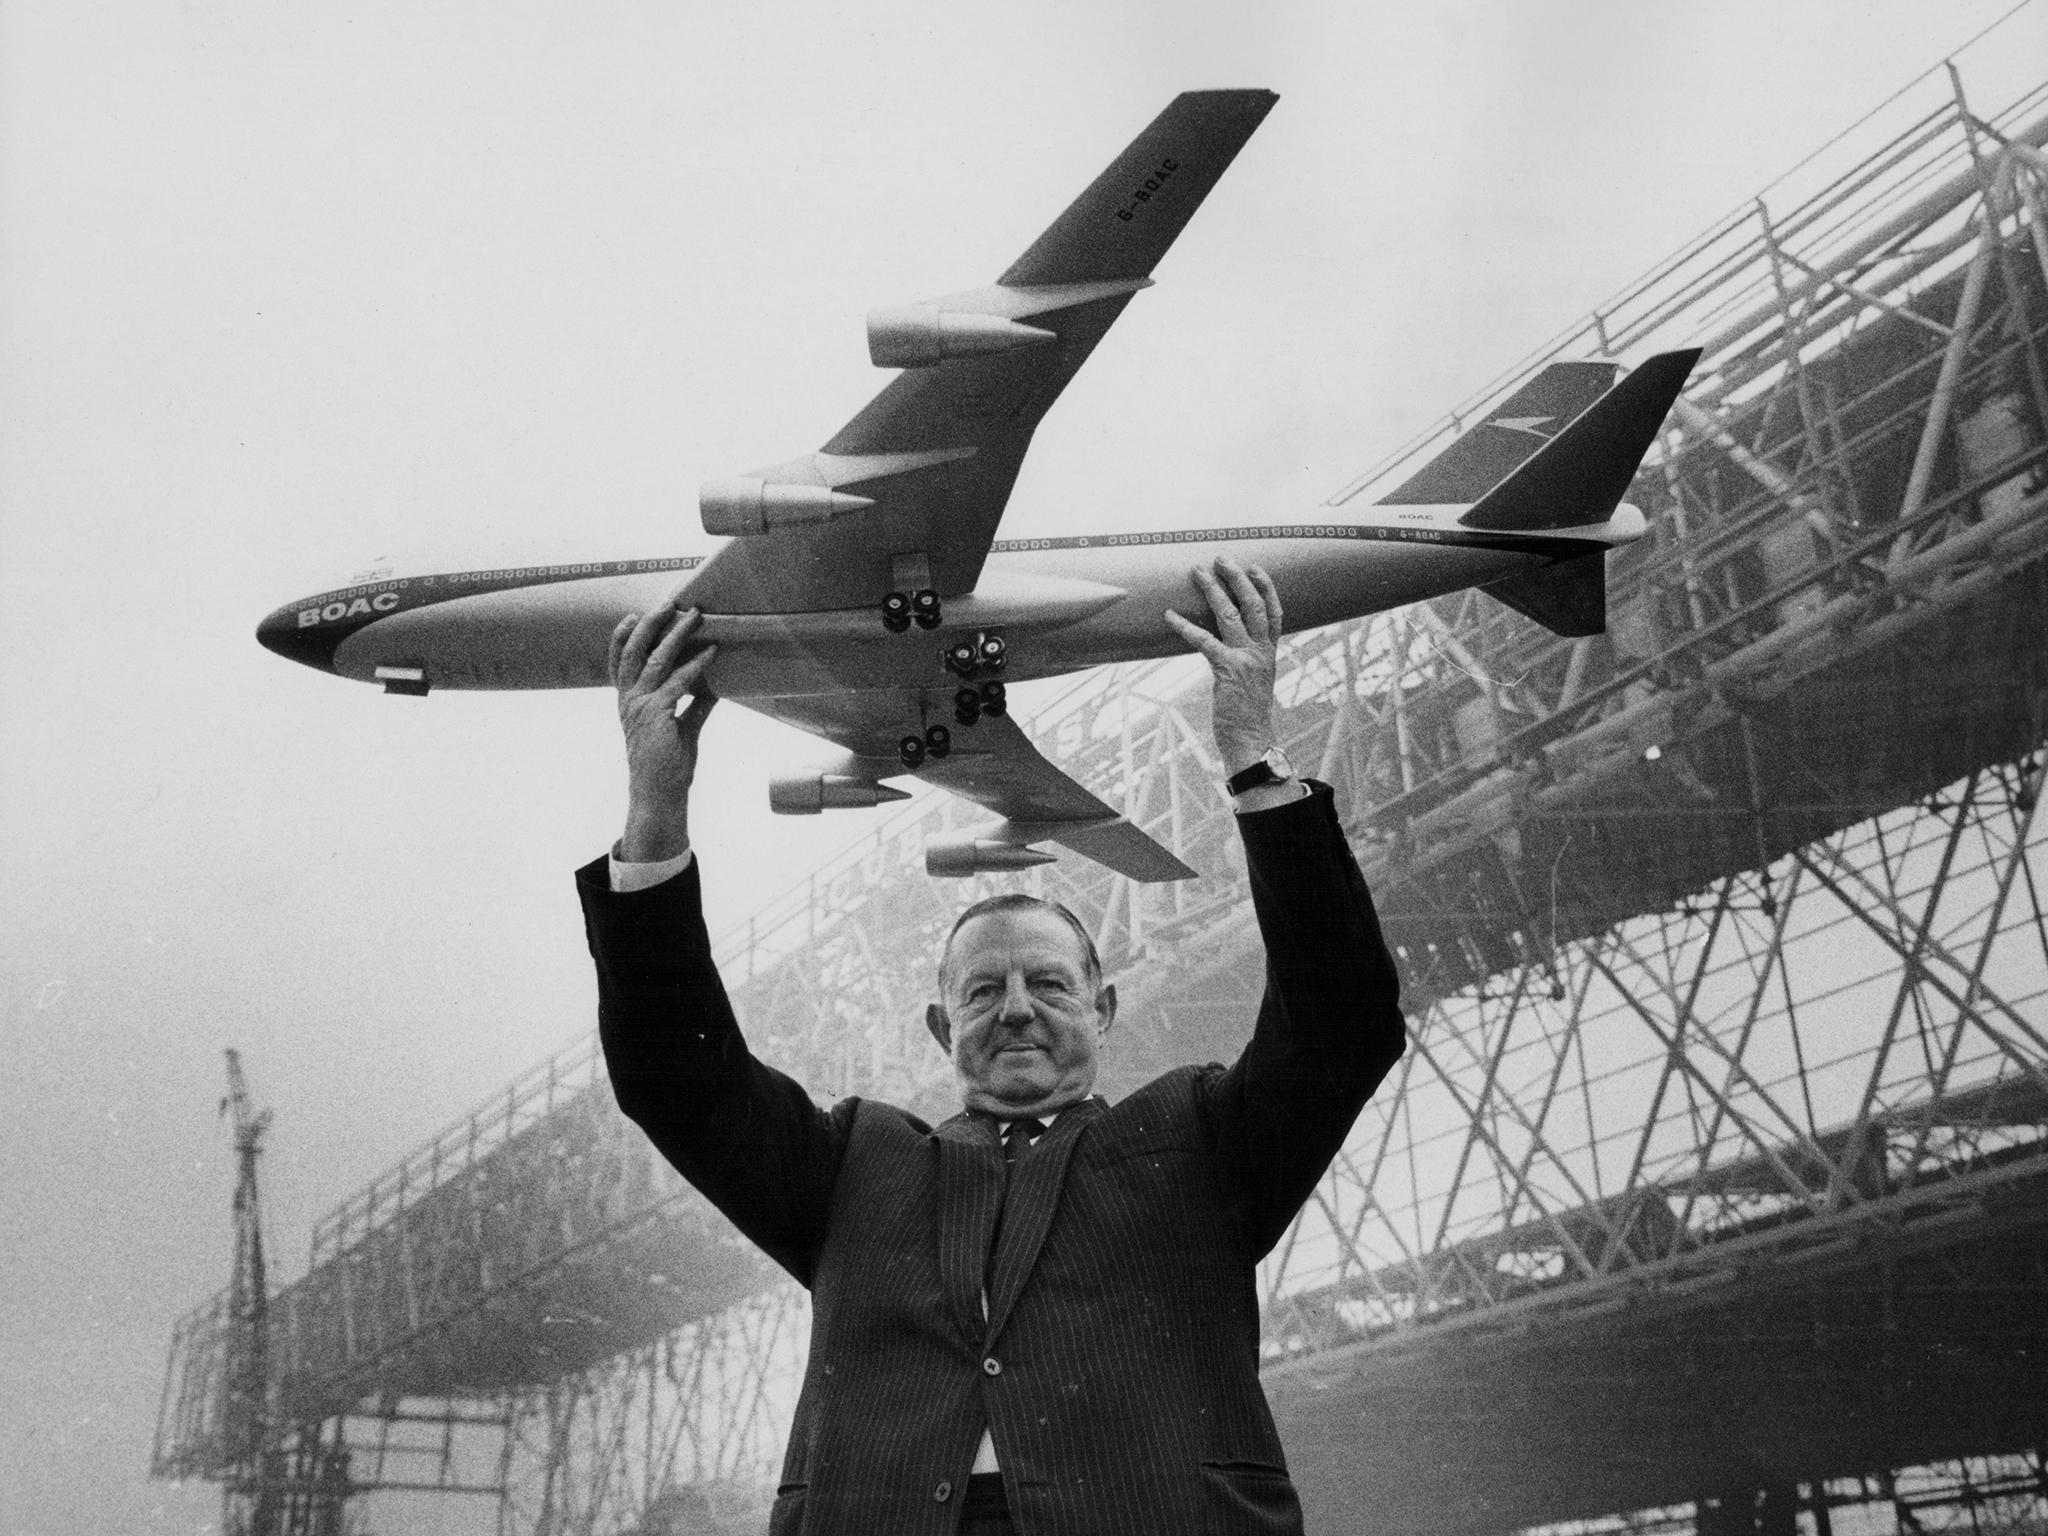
[1232,777,1312,814]
[608,846,695,892]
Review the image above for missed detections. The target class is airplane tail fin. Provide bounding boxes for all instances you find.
[1377,361,1622,506]
[1456,349,1701,638]
[1459,349,1702,532]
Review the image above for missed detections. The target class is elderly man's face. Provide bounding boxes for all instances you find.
[925,907,1116,1117]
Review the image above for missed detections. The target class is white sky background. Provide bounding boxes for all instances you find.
[3,2,2043,1531]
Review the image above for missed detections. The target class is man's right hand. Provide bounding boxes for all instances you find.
[610,593,719,863]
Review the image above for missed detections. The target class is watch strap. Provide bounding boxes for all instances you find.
[1227,755,1289,796]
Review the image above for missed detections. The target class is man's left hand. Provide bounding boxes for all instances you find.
[1165,556,1284,776]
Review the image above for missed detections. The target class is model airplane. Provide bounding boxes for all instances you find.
[258,90,1699,882]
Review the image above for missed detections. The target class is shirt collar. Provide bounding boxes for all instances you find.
[995,1095,1097,1133]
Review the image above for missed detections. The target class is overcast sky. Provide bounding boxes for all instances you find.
[4,3,2044,1532]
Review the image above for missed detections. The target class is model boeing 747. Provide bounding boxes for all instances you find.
[258,90,1698,882]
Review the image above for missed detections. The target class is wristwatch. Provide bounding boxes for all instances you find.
[1226,746,1296,797]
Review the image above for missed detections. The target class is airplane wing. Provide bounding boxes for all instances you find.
[753,693,1199,882]
[682,90,1278,616]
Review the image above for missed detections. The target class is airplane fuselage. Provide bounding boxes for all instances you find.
[258,511,1630,743]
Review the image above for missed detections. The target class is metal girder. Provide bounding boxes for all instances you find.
[495,1285,804,1536]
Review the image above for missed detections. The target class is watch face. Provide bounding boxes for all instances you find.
[1227,746,1297,795]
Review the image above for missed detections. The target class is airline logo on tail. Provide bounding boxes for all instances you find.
[1375,360,1623,506]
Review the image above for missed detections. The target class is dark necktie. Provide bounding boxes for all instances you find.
[1003,1117,1047,1165]
[988,1117,1047,1284]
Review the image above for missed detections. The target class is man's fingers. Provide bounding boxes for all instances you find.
[1190,564,1252,643]
[1247,565,1284,644]
[675,689,718,740]
[617,592,684,689]
[654,642,719,708]
[642,607,705,686]
[1164,608,1228,662]
[1213,558,1270,640]
[607,615,636,686]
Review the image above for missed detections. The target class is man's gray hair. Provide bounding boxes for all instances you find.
[939,894,1105,994]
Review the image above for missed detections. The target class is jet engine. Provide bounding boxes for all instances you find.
[769,773,911,815]
[925,837,1058,876]
[866,306,1055,369]
[700,479,874,537]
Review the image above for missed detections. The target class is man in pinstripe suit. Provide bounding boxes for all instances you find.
[581,557,1407,1533]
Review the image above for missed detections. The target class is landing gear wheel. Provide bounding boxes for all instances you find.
[978,680,1007,718]
[954,687,983,727]
[945,639,979,677]
[912,589,943,630]
[924,723,952,759]
[881,591,912,634]
[977,631,1007,670]
[898,734,927,768]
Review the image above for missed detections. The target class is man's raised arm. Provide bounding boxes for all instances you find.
[576,594,851,1286]
[1168,558,1408,1257]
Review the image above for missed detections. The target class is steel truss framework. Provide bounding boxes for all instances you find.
[1522,1454,2048,1536]
[1263,758,2048,1344]
[154,46,2048,1536]
[494,1285,805,1536]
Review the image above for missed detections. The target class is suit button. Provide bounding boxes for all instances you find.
[982,1356,1002,1376]
[933,1480,953,1503]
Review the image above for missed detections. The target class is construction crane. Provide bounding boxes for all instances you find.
[219,1047,274,1536]
[216,1050,354,1536]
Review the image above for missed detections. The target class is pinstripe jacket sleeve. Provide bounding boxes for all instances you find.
[576,854,854,1288]
[1203,779,1408,1257]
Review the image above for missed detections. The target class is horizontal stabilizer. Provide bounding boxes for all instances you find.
[1460,349,1701,532]
[1480,551,1608,637]
[1379,361,1622,506]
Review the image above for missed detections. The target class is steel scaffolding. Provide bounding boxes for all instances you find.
[155,41,2048,1536]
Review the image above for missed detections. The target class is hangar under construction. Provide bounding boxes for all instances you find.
[155,40,2048,1536]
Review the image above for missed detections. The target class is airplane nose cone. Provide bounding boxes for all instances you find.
[255,605,345,674]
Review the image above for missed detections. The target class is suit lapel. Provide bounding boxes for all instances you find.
[986,1097,1103,1343]
[932,1114,1003,1344]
